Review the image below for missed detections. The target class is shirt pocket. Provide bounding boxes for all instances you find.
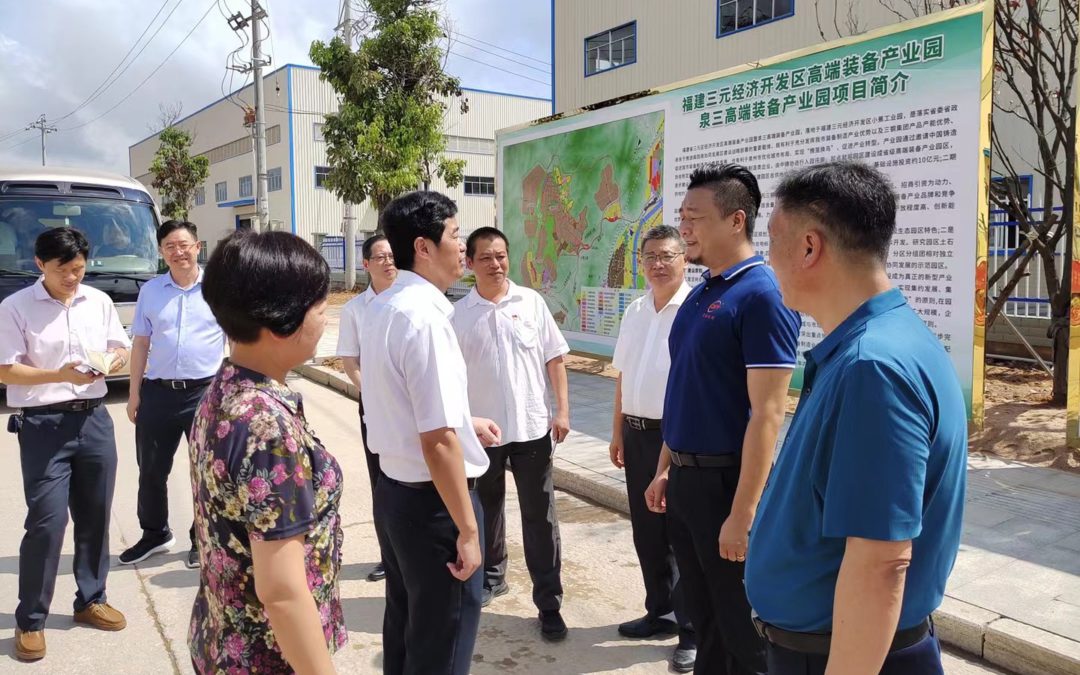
[513,318,539,349]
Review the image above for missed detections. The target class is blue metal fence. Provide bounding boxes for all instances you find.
[988,206,1064,320]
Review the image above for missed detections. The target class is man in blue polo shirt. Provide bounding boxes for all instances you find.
[747,161,966,674]
[121,220,225,569]
[646,163,800,675]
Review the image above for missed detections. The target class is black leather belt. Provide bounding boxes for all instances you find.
[149,377,214,390]
[22,398,104,415]
[669,450,739,468]
[383,473,477,491]
[753,616,932,656]
[624,415,661,432]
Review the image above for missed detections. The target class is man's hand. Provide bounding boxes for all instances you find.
[447,530,482,581]
[107,348,128,375]
[645,471,669,513]
[472,417,502,447]
[58,362,101,386]
[609,436,624,468]
[719,511,754,563]
[551,409,570,444]
[126,393,140,424]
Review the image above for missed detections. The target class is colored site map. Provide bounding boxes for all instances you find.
[502,110,665,337]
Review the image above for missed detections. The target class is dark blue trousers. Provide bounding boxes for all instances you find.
[16,405,117,631]
[766,631,945,674]
[374,474,484,675]
[135,380,206,543]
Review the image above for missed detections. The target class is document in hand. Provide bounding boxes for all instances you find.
[82,350,118,375]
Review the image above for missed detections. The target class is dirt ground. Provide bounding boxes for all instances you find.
[325,289,1080,473]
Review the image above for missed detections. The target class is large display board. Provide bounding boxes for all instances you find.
[498,3,992,416]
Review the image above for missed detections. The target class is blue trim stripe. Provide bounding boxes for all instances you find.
[287,66,297,235]
[461,87,549,102]
[218,198,255,208]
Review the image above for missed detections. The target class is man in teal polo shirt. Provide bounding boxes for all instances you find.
[747,161,966,674]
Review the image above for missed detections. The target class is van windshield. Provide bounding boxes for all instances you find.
[0,197,160,274]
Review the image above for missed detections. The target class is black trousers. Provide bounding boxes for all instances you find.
[766,632,945,674]
[374,474,484,675]
[477,432,562,612]
[135,380,207,544]
[623,423,694,644]
[667,464,766,675]
[358,399,383,565]
[16,405,117,631]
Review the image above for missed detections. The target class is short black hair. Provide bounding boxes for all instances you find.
[686,163,762,238]
[35,227,89,264]
[639,225,685,253]
[157,219,198,244]
[362,233,388,261]
[379,191,458,271]
[202,230,330,343]
[465,227,508,259]
[774,161,897,262]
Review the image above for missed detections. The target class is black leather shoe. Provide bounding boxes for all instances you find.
[366,562,386,582]
[672,645,697,673]
[618,615,678,639]
[480,582,509,608]
[540,610,567,641]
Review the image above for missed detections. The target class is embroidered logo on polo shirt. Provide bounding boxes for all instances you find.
[703,299,723,320]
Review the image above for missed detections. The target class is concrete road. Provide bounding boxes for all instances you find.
[0,377,1009,674]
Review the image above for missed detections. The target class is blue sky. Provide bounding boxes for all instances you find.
[0,0,551,172]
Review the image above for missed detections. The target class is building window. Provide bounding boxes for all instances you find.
[314,122,325,142]
[464,176,495,196]
[315,166,331,189]
[215,181,227,203]
[446,135,495,155]
[268,167,282,192]
[197,241,208,263]
[239,175,253,198]
[585,22,637,76]
[194,186,205,206]
[717,0,794,37]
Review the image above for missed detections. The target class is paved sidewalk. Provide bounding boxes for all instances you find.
[300,361,1080,675]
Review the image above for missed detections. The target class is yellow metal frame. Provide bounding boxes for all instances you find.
[1067,41,1080,446]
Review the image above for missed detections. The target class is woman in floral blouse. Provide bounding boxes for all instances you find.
[189,230,345,674]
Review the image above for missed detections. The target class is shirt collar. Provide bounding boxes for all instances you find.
[32,277,88,303]
[463,279,522,308]
[647,281,692,313]
[220,359,302,414]
[699,255,766,282]
[163,267,204,289]
[808,288,908,365]
[395,270,453,316]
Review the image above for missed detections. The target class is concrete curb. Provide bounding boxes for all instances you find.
[295,362,1080,675]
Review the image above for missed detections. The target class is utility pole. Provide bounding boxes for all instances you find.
[339,0,358,290]
[26,115,57,166]
[226,3,270,232]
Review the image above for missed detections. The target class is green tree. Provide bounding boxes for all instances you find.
[149,126,210,221]
[309,0,467,218]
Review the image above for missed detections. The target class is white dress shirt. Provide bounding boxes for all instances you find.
[359,270,490,482]
[0,278,131,408]
[335,286,377,358]
[131,268,225,380]
[451,281,570,444]
[611,282,691,420]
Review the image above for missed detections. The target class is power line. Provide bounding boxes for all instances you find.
[447,49,550,86]
[1,133,39,153]
[60,0,218,132]
[452,30,549,66]
[57,0,189,123]
[451,34,550,75]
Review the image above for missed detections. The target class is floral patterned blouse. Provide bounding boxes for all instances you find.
[188,361,347,674]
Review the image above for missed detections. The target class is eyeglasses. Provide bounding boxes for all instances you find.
[368,254,395,264]
[639,252,684,265]
[162,242,196,253]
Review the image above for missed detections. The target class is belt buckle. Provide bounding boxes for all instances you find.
[669,451,682,467]
[170,380,186,390]
[72,400,90,412]
[752,615,767,640]
[626,416,640,431]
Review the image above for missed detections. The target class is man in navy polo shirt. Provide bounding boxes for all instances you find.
[747,161,966,674]
[646,163,800,675]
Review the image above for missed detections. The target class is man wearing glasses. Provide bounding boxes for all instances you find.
[609,225,695,672]
[645,164,801,675]
[337,233,397,582]
[121,220,225,569]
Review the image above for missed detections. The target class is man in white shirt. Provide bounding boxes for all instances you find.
[360,191,499,675]
[451,227,571,641]
[336,233,397,583]
[0,227,131,662]
[610,225,696,672]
